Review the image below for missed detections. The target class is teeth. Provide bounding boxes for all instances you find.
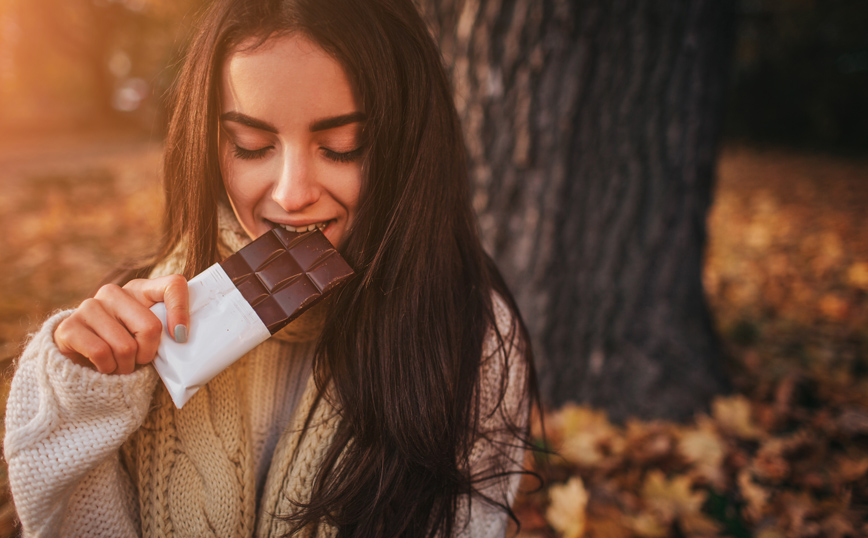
[280,221,330,233]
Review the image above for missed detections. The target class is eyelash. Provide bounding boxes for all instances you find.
[232,145,364,163]
[233,145,270,160]
[322,147,364,163]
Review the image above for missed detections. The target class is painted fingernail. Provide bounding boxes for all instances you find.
[174,324,188,343]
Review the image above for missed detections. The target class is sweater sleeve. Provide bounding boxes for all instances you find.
[4,310,159,537]
[455,295,531,538]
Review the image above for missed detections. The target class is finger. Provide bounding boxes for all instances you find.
[77,297,140,374]
[54,308,118,374]
[95,284,163,365]
[124,275,190,343]
[162,275,190,343]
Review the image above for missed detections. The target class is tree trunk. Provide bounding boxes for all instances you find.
[418,0,734,421]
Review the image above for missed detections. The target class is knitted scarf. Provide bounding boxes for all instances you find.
[123,206,341,538]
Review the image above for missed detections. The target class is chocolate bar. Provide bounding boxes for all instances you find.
[219,227,353,333]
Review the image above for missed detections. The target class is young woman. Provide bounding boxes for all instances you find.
[4,0,536,536]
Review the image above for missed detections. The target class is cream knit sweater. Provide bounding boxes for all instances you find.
[4,210,529,538]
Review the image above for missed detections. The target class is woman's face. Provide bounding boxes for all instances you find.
[218,33,363,248]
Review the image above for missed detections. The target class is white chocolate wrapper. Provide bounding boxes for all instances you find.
[150,263,271,408]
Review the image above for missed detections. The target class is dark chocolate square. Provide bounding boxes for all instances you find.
[238,231,284,269]
[220,253,252,285]
[256,251,303,292]
[270,275,319,315]
[272,227,304,248]
[307,251,353,293]
[253,275,318,331]
[290,232,334,271]
[236,275,269,306]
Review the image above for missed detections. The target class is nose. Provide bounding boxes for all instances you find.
[271,147,321,212]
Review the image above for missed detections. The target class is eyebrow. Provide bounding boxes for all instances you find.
[219,111,366,133]
[220,111,278,133]
[310,112,366,132]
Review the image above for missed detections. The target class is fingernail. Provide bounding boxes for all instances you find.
[174,324,188,343]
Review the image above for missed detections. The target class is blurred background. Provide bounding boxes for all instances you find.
[0,0,867,536]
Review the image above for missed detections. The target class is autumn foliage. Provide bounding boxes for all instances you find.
[0,144,867,537]
[514,148,868,538]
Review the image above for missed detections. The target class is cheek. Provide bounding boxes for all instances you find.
[338,168,363,217]
[219,147,266,209]
[218,143,237,197]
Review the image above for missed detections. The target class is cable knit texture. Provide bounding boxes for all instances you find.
[4,206,529,537]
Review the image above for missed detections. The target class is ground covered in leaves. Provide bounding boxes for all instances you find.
[514,147,868,538]
[0,142,866,537]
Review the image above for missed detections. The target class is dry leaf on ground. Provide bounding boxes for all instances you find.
[546,477,589,538]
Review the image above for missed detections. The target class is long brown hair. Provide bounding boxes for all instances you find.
[150,0,537,536]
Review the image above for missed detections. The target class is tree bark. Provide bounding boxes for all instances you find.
[418,0,734,421]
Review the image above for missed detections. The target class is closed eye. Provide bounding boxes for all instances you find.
[322,146,364,163]
[233,144,271,160]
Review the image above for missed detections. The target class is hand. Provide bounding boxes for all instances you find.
[54,275,190,375]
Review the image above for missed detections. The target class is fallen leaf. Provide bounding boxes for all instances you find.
[751,439,790,483]
[737,470,769,522]
[624,420,677,466]
[678,416,726,490]
[779,491,816,536]
[627,512,668,538]
[641,471,697,522]
[680,510,722,537]
[641,471,721,537]
[556,405,620,467]
[713,395,764,440]
[546,477,589,538]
